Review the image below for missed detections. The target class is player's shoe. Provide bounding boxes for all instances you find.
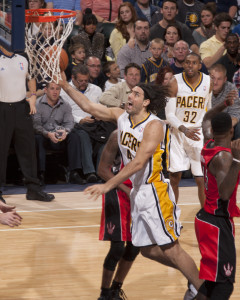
[111,288,128,300]
[183,282,198,300]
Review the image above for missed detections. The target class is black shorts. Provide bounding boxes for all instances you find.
[195,208,236,283]
[99,188,131,242]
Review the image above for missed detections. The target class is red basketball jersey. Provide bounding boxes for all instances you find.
[201,140,240,218]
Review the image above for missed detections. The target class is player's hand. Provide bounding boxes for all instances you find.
[184,128,201,141]
[0,202,17,213]
[47,131,59,144]
[0,211,22,227]
[224,90,238,107]
[84,184,110,201]
[231,139,240,160]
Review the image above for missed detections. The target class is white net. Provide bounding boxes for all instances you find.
[25,11,75,83]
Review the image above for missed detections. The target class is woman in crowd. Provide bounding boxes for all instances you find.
[155,65,174,86]
[109,2,137,59]
[71,8,105,60]
[192,4,216,46]
[162,24,182,65]
[26,0,46,37]
[81,0,122,23]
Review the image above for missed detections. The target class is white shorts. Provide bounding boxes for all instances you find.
[168,127,203,176]
[130,180,181,247]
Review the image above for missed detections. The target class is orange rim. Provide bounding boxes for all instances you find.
[25,9,77,23]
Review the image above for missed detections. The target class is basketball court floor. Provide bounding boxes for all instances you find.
[0,184,239,300]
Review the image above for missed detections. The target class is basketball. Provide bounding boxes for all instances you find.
[44,45,69,71]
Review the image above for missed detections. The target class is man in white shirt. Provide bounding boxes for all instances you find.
[60,64,104,183]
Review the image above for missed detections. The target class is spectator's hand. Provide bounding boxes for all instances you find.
[231,139,240,160]
[47,131,59,143]
[0,211,22,227]
[26,95,37,115]
[224,90,237,107]
[79,116,95,124]
[184,128,201,141]
[127,38,135,49]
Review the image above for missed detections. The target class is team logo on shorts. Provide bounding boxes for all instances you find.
[107,222,115,235]
[224,263,233,277]
[165,217,174,231]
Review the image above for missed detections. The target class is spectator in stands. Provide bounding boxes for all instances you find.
[176,0,204,32]
[65,43,86,81]
[192,3,216,46]
[209,63,240,139]
[162,24,181,64]
[155,65,174,85]
[217,33,239,82]
[86,56,106,90]
[134,0,160,26]
[117,19,151,77]
[45,0,82,25]
[33,82,85,185]
[199,12,232,69]
[100,63,141,107]
[170,40,209,74]
[103,62,124,91]
[81,0,122,23]
[71,9,105,60]
[141,38,168,82]
[201,0,237,19]
[233,54,240,94]
[150,0,199,54]
[60,65,103,183]
[109,2,137,60]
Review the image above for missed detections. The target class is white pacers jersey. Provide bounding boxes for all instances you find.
[118,111,166,187]
[175,72,211,128]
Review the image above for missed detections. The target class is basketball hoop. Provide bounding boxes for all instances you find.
[25,9,77,84]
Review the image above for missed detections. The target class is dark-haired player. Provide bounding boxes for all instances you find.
[195,90,240,300]
[58,78,203,298]
[166,52,212,207]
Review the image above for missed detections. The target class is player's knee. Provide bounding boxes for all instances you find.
[122,242,140,261]
[170,172,181,185]
[103,241,125,271]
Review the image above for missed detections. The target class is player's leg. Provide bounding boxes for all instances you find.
[194,176,205,207]
[98,241,125,300]
[111,242,140,299]
[141,240,203,291]
[169,171,182,202]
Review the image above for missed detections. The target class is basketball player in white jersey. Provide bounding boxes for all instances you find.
[58,77,203,298]
[166,53,212,207]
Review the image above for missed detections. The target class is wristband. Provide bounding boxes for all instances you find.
[224,100,229,107]
[233,158,240,164]
[31,93,36,96]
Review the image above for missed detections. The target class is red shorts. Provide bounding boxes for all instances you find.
[195,208,236,283]
[99,188,132,241]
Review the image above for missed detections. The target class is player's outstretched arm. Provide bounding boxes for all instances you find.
[59,80,123,123]
[202,90,237,142]
[85,120,164,200]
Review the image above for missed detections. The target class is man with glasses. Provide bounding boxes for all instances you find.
[86,56,106,91]
[60,64,103,183]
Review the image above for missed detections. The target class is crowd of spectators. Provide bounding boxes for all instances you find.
[20,0,240,185]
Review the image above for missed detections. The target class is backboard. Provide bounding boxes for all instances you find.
[0,0,25,52]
